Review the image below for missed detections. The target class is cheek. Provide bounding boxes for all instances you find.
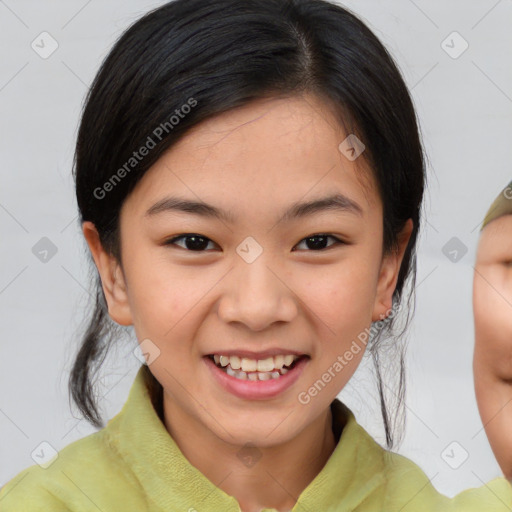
[124,247,213,339]
[474,264,512,385]
[474,265,512,348]
[294,257,378,343]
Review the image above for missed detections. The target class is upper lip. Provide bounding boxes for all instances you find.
[205,349,309,359]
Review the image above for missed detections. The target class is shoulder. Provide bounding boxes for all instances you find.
[333,399,512,511]
[379,449,512,511]
[0,367,162,511]
[0,424,146,511]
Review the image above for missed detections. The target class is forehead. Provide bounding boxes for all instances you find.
[124,94,379,220]
[477,214,512,260]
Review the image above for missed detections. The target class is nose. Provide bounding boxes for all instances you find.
[217,253,298,331]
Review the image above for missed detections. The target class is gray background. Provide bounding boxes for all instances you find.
[1,0,511,498]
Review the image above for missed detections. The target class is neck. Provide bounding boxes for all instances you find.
[162,396,339,512]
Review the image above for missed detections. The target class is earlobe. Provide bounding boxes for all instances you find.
[372,219,413,322]
[82,221,133,326]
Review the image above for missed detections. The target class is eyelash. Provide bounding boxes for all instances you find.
[164,233,345,252]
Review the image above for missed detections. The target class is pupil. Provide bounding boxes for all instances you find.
[307,235,327,250]
[185,235,208,251]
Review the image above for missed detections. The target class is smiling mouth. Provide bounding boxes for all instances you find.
[206,354,309,381]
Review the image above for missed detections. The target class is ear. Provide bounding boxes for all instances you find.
[372,219,413,321]
[82,221,133,326]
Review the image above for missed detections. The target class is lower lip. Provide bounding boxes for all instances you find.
[204,356,309,400]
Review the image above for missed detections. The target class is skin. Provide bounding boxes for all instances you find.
[474,214,512,481]
[83,93,412,512]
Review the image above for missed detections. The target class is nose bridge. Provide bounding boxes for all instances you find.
[234,234,278,288]
[236,247,278,294]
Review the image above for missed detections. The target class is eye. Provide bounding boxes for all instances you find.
[293,234,345,251]
[164,233,345,252]
[164,233,217,251]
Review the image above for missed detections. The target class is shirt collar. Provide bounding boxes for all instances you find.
[105,366,385,512]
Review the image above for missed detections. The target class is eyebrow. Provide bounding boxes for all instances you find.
[144,193,363,224]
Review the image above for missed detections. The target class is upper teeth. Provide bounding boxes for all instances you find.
[213,354,299,372]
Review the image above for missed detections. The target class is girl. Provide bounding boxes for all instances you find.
[1,0,511,510]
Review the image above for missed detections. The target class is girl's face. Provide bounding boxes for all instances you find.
[86,94,411,447]
[474,214,512,479]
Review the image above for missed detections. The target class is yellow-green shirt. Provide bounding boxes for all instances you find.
[1,366,512,511]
